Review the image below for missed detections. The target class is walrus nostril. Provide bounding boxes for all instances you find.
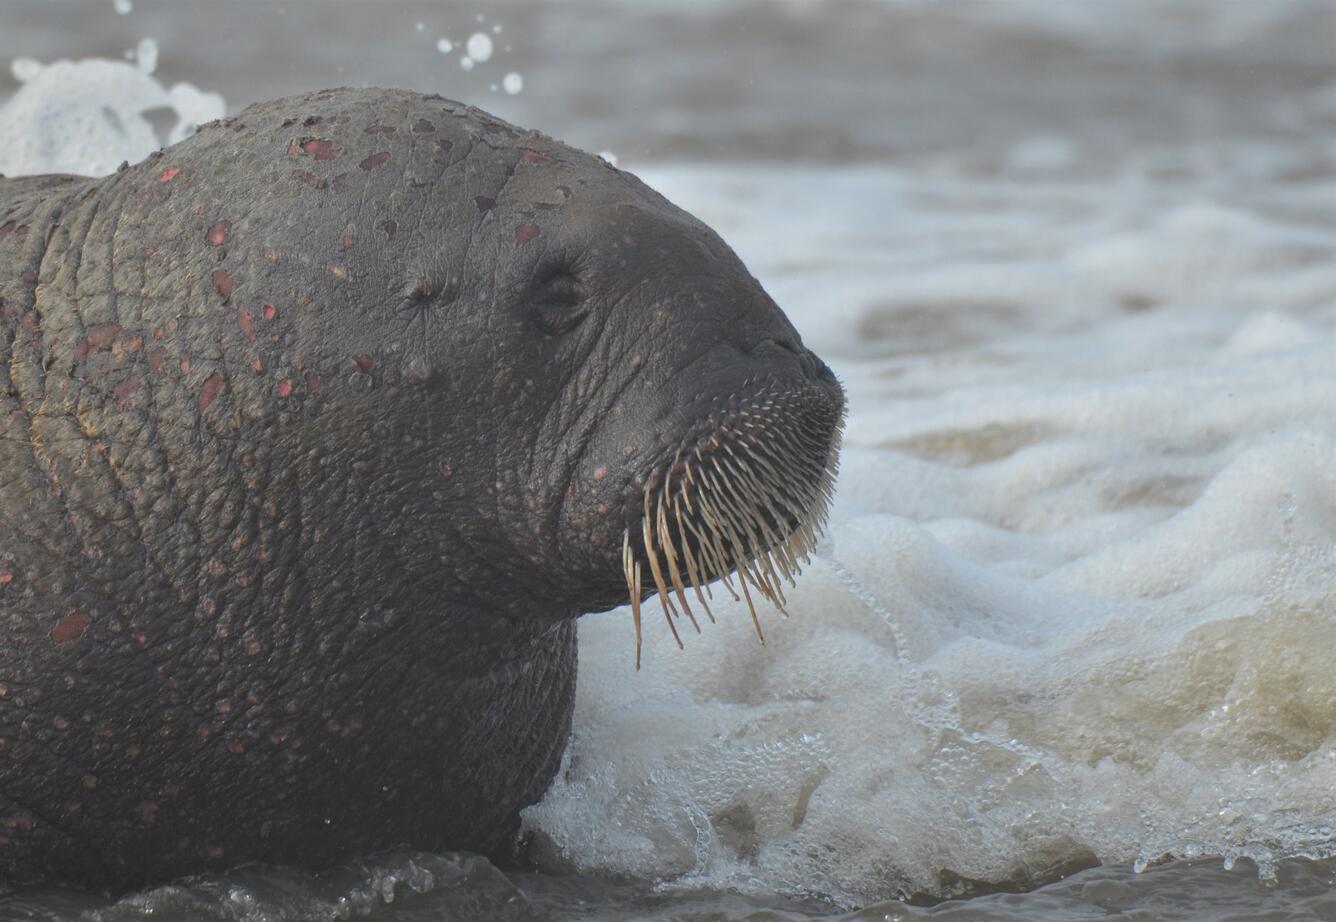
[804,352,838,384]
[750,336,801,358]
[791,347,836,383]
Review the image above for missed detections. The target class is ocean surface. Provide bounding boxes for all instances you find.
[2,1,1336,919]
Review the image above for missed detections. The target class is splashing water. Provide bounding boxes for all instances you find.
[0,54,223,177]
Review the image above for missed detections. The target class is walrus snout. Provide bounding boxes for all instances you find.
[614,360,845,667]
[750,335,840,386]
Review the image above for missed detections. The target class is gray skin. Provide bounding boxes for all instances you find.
[0,88,843,892]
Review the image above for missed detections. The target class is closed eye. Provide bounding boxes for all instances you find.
[531,270,588,335]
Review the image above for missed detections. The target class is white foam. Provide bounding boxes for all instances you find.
[0,56,223,177]
[524,150,1336,903]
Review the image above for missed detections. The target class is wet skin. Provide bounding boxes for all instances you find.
[0,88,844,891]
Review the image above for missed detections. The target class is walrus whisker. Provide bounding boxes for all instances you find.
[623,530,644,670]
[618,385,843,663]
[641,489,684,649]
[733,554,766,645]
[673,490,716,622]
[657,488,700,633]
[634,558,644,670]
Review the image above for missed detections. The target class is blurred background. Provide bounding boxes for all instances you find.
[3,3,1336,919]
[3,0,1334,168]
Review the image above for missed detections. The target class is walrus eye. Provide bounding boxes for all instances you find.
[531,271,587,336]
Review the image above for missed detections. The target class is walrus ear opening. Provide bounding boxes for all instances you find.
[530,270,588,336]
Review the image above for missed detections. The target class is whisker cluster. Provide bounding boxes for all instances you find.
[621,390,842,668]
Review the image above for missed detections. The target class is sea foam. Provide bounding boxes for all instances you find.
[523,159,1336,903]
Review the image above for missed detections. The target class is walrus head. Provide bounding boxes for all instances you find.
[486,150,847,665]
[119,88,843,662]
[549,185,846,664]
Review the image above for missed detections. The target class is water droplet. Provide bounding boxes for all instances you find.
[466,32,493,62]
[136,38,158,75]
[460,57,475,71]
[113,0,132,13]
[436,37,453,54]
[502,72,523,95]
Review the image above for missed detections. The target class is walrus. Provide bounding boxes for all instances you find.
[0,87,844,891]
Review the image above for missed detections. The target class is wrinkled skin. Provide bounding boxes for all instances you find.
[0,88,843,891]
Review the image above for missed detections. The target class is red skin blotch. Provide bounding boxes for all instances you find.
[300,138,342,160]
[354,354,374,373]
[156,165,181,183]
[380,221,397,240]
[198,371,225,412]
[521,148,549,164]
[475,196,495,212]
[515,224,541,247]
[0,571,13,586]
[275,378,294,398]
[340,234,354,248]
[359,152,390,171]
[75,323,123,361]
[305,371,322,393]
[236,305,256,343]
[413,119,436,134]
[292,170,324,189]
[113,377,141,408]
[51,611,90,644]
[148,346,169,372]
[207,220,232,246]
[262,304,278,321]
[212,268,234,300]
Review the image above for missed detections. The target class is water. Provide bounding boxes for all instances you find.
[2,1,1335,919]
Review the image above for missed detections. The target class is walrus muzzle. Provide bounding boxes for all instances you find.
[623,365,844,667]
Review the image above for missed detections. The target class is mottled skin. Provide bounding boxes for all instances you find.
[0,88,842,891]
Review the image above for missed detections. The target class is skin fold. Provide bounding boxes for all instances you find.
[0,88,844,891]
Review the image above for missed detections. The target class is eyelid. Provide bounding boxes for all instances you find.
[532,270,587,335]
